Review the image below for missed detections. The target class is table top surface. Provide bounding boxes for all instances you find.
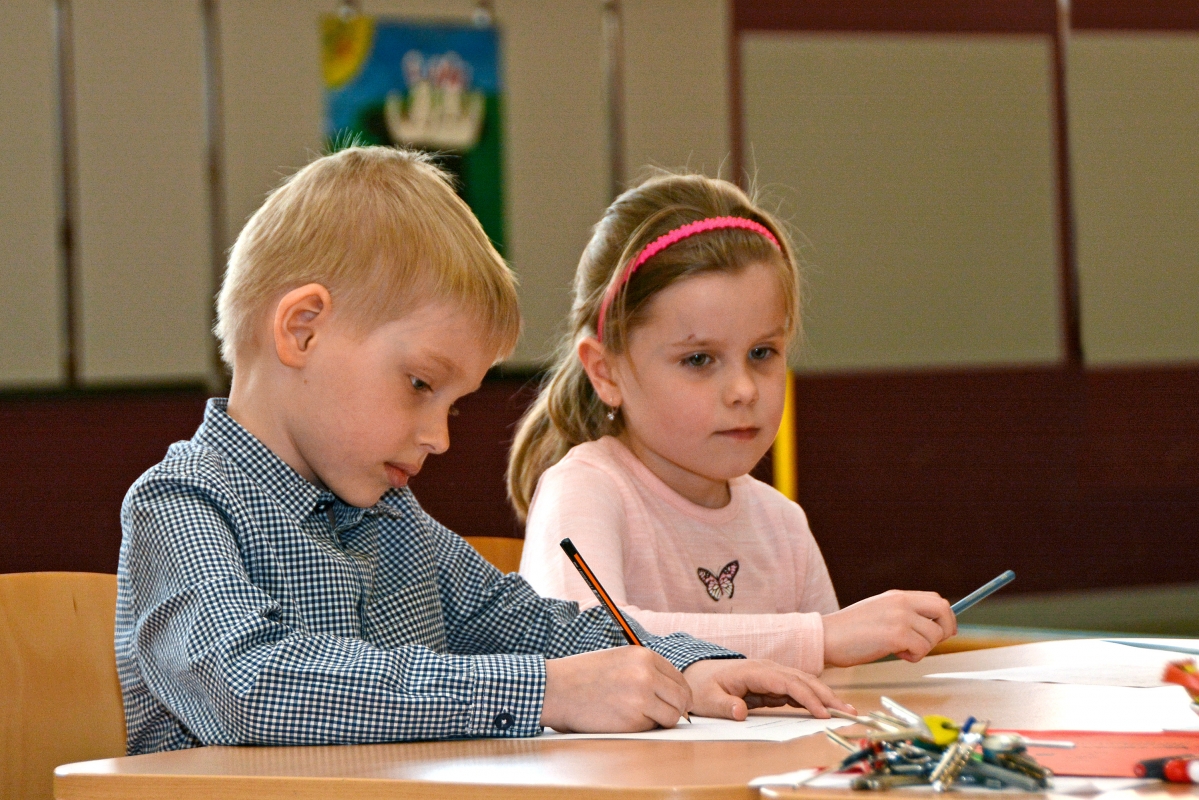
[54,638,1199,800]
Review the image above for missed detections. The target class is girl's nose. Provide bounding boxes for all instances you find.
[726,366,759,406]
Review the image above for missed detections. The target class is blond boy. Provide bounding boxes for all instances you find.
[116,147,848,754]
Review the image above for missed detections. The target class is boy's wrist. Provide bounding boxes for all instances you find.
[647,631,745,671]
[464,653,547,738]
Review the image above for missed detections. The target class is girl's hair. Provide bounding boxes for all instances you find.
[506,172,801,519]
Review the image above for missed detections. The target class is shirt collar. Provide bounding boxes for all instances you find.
[194,398,334,522]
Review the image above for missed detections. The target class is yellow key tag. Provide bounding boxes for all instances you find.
[924,715,959,747]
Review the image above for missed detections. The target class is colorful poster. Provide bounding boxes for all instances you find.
[323,16,505,253]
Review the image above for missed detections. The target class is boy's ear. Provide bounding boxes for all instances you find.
[273,283,333,368]
[577,336,622,408]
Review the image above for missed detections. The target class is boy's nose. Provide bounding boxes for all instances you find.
[420,417,451,455]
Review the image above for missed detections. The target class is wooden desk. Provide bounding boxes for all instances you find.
[55,640,1199,800]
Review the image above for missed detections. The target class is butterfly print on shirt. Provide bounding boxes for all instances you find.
[696,560,739,602]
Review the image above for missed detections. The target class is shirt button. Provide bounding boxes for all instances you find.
[493,711,515,731]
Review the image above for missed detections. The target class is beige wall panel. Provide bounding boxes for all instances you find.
[217,0,607,368]
[743,34,1062,371]
[1070,33,1199,366]
[0,0,63,386]
[73,0,212,383]
[623,0,730,179]
[498,0,608,363]
[217,0,328,247]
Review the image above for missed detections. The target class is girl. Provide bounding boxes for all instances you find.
[510,173,956,673]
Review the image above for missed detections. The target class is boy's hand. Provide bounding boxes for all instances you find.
[822,590,957,667]
[681,658,855,720]
[541,647,692,732]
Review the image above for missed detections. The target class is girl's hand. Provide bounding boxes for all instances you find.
[681,658,855,720]
[541,647,693,732]
[822,590,957,667]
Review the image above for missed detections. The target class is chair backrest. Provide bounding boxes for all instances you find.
[0,572,125,800]
[463,536,524,575]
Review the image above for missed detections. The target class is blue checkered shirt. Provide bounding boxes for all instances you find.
[116,399,739,754]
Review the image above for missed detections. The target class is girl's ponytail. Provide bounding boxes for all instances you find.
[508,343,613,519]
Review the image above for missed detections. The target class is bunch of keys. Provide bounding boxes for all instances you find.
[823,697,1058,792]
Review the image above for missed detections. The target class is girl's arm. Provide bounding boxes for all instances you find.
[617,605,827,674]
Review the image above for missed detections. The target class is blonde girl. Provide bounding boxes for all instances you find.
[510,173,956,672]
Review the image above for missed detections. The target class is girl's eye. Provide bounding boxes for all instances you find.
[683,353,713,368]
[749,346,776,361]
[410,376,432,392]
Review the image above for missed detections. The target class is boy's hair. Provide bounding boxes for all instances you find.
[215,146,520,368]
[506,172,800,519]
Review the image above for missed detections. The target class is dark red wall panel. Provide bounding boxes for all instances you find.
[793,366,1199,604]
[1073,0,1199,31]
[733,0,1055,34]
[2,367,1195,607]
[0,391,209,574]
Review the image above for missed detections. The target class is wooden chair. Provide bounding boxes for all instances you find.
[0,572,125,800]
[463,536,524,575]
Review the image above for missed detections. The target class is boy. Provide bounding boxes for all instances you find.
[116,146,849,754]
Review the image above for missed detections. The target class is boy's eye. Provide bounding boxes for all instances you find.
[749,346,776,361]
[410,376,432,392]
[683,353,713,368]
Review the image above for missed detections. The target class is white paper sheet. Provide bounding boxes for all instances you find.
[924,663,1168,688]
[749,768,1154,795]
[1107,639,1199,658]
[542,714,852,742]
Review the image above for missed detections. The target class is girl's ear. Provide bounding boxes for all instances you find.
[273,283,333,368]
[577,336,623,409]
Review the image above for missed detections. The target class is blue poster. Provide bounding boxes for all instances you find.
[323,16,505,252]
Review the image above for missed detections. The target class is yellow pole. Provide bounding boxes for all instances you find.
[771,370,798,501]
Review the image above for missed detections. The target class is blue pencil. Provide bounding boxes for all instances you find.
[951,570,1016,615]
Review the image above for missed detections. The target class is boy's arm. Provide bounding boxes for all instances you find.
[424,509,743,672]
[121,473,547,748]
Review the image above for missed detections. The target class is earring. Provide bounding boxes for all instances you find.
[606,407,617,421]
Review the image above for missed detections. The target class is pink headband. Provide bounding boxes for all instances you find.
[596,216,781,342]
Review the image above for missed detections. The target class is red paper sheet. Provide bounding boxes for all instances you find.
[999,730,1199,777]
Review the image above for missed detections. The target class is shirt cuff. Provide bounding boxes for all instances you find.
[645,631,744,672]
[465,654,547,737]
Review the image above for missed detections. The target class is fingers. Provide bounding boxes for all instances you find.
[776,673,851,715]
[903,591,957,637]
[732,662,852,717]
[908,613,949,655]
[541,647,697,733]
[649,649,693,698]
[643,694,688,729]
[650,670,692,723]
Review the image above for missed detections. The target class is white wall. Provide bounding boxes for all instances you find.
[5,3,1196,387]
[0,0,63,386]
[218,0,729,367]
[742,33,1063,371]
[0,0,737,384]
[72,0,214,383]
[219,0,612,368]
[1070,32,1199,366]
[623,0,730,179]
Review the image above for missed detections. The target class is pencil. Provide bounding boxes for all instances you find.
[951,570,1016,615]
[559,537,691,722]
[560,538,644,645]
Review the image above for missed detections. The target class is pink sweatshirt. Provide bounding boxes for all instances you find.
[519,436,839,674]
